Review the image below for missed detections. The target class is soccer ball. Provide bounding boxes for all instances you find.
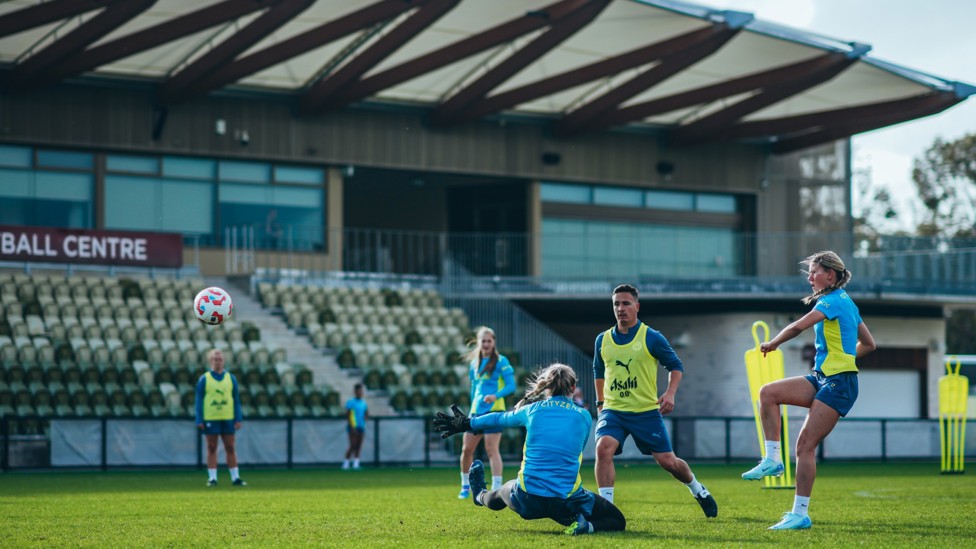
[194,287,233,325]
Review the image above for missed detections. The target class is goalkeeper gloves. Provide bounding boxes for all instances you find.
[433,404,471,438]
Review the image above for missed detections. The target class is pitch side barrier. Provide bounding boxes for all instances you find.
[2,415,973,471]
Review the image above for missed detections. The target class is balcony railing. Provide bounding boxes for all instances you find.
[228,225,976,298]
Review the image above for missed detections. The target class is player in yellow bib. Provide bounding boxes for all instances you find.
[194,349,245,487]
[593,284,717,518]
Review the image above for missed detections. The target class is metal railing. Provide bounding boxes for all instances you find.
[228,225,976,298]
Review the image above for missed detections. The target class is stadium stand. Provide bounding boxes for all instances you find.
[0,271,344,435]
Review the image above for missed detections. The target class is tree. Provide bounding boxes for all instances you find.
[911,133,976,237]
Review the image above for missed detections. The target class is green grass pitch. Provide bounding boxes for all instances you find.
[1,462,973,547]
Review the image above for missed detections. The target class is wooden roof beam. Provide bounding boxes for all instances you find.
[669,44,871,146]
[161,0,420,104]
[13,0,278,91]
[553,23,744,136]
[322,0,596,111]
[156,0,314,105]
[429,0,612,126]
[6,0,155,83]
[299,0,460,115]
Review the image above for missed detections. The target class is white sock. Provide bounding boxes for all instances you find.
[342,459,350,468]
[792,495,810,516]
[598,487,614,503]
[208,468,217,481]
[491,476,502,490]
[461,472,470,487]
[684,475,705,496]
[765,440,783,463]
[352,459,360,468]
[230,467,239,481]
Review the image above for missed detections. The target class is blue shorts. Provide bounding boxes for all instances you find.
[469,412,504,435]
[595,409,672,455]
[202,420,236,435]
[805,371,859,417]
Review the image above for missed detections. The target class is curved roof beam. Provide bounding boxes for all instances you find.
[714,89,966,141]
[12,0,279,91]
[455,23,737,125]
[668,43,871,145]
[5,0,156,84]
[320,0,597,111]
[430,0,612,126]
[157,0,314,105]
[553,20,747,136]
[595,51,845,130]
[0,0,121,39]
[159,0,420,105]
[299,0,460,115]
[771,90,966,154]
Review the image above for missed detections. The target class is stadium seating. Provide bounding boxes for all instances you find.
[0,271,344,434]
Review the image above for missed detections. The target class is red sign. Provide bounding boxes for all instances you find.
[0,225,183,268]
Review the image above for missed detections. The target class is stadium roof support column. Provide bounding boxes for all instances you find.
[156,0,314,105]
[668,44,871,146]
[313,0,598,112]
[158,0,421,105]
[429,0,612,126]
[14,0,280,91]
[298,0,460,115]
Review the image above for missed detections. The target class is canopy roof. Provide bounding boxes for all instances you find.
[0,0,972,153]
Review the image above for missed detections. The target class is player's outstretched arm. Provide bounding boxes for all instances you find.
[433,404,471,438]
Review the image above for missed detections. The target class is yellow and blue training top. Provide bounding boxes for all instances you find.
[593,321,683,413]
[469,354,516,415]
[812,289,862,376]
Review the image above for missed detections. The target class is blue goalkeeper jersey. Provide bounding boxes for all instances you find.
[470,395,592,498]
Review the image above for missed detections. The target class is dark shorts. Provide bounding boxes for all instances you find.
[347,426,366,434]
[595,408,673,455]
[805,371,859,417]
[510,482,597,525]
[202,419,236,435]
[469,412,504,435]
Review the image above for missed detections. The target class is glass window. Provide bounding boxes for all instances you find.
[36,150,93,170]
[541,217,739,279]
[105,175,214,239]
[218,160,271,183]
[107,154,159,174]
[163,156,215,179]
[0,145,32,167]
[646,190,694,211]
[219,183,323,250]
[0,168,31,197]
[697,194,737,213]
[540,183,591,204]
[593,187,643,208]
[275,165,324,185]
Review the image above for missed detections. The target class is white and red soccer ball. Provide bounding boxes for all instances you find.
[194,287,233,325]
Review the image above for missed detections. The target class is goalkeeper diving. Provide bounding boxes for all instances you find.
[434,363,625,536]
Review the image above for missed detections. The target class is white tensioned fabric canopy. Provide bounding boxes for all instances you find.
[0,0,971,152]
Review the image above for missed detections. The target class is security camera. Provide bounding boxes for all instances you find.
[235,129,250,146]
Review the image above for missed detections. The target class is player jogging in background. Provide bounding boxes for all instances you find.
[343,383,368,470]
[457,326,516,498]
[435,363,626,536]
[593,284,717,517]
[195,348,246,487]
[742,251,876,530]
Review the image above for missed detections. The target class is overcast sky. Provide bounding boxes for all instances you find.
[699,0,976,229]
